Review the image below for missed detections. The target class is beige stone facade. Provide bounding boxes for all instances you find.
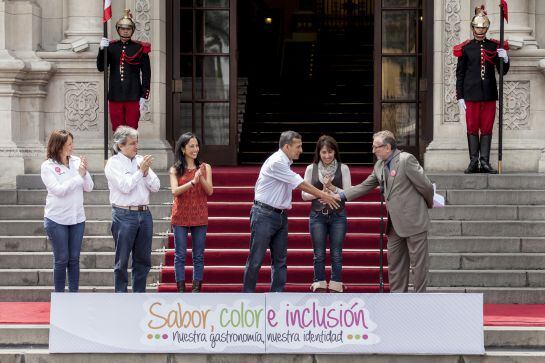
[0,0,170,188]
[0,0,543,187]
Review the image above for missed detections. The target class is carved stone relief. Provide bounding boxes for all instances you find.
[64,82,99,131]
[499,81,530,130]
[134,0,152,122]
[443,0,462,123]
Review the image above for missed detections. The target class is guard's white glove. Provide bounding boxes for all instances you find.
[458,99,466,111]
[497,48,508,63]
[139,98,146,111]
[100,37,110,50]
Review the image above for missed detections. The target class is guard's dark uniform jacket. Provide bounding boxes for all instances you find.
[97,39,151,101]
[454,38,509,102]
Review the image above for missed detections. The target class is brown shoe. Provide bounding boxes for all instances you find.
[176,280,185,292]
[192,280,202,292]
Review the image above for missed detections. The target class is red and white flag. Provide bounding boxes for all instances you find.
[501,0,508,23]
[103,0,112,23]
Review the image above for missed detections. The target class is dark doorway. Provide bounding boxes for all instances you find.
[238,0,376,164]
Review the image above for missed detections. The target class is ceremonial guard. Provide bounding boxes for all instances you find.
[454,5,509,174]
[97,10,151,131]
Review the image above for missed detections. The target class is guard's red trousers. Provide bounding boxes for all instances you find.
[109,100,140,131]
[465,101,496,135]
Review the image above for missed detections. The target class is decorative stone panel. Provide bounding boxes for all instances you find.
[443,0,462,123]
[134,0,152,123]
[501,81,530,130]
[64,82,100,131]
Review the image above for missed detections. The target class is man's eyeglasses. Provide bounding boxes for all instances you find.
[372,144,387,150]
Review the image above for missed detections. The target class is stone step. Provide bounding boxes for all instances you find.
[0,205,172,220]
[1,251,541,271]
[430,253,545,270]
[3,219,545,237]
[16,173,545,191]
[431,287,545,304]
[430,205,545,220]
[0,236,168,252]
[1,326,545,361]
[445,190,545,205]
[0,252,164,269]
[428,173,545,190]
[0,286,158,302]
[428,270,545,288]
[430,220,545,237]
[0,220,172,236]
[0,235,542,254]
[0,189,174,205]
[7,204,545,221]
[16,173,172,190]
[0,349,544,363]
[428,237,523,253]
[0,269,160,286]
[1,268,542,288]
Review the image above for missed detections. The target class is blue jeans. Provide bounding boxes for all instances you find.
[44,218,85,292]
[243,205,288,292]
[173,225,207,282]
[309,209,347,282]
[111,207,153,293]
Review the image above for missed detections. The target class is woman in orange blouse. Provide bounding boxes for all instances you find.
[169,133,213,292]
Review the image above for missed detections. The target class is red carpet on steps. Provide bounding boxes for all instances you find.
[158,166,390,293]
[2,303,545,327]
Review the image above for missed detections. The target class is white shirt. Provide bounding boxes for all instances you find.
[41,156,94,225]
[104,153,160,206]
[254,149,304,210]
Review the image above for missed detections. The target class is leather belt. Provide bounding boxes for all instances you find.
[253,200,285,214]
[113,204,149,211]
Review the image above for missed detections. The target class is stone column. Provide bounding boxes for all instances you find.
[424,0,472,171]
[0,0,54,187]
[485,0,538,49]
[62,0,102,43]
[536,0,545,48]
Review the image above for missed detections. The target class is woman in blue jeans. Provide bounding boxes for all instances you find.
[169,133,213,292]
[302,135,351,292]
[41,130,94,292]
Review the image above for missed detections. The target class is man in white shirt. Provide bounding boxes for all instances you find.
[242,131,339,292]
[105,126,160,292]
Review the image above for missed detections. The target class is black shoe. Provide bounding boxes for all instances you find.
[464,134,480,174]
[192,280,202,292]
[479,134,498,174]
[176,280,185,292]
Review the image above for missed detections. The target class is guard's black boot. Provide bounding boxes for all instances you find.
[479,134,498,174]
[464,134,480,174]
[176,280,185,292]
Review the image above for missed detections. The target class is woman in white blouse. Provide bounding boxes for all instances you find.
[41,130,94,292]
[302,135,351,293]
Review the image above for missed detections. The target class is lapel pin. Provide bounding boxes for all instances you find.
[390,170,397,177]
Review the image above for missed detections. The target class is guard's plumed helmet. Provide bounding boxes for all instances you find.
[116,9,136,32]
[471,5,490,29]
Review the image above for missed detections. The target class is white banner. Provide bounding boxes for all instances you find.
[49,293,484,354]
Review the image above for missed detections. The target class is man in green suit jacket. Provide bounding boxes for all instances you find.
[338,131,434,292]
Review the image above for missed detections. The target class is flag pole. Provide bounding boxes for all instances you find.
[498,2,505,174]
[103,20,109,163]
